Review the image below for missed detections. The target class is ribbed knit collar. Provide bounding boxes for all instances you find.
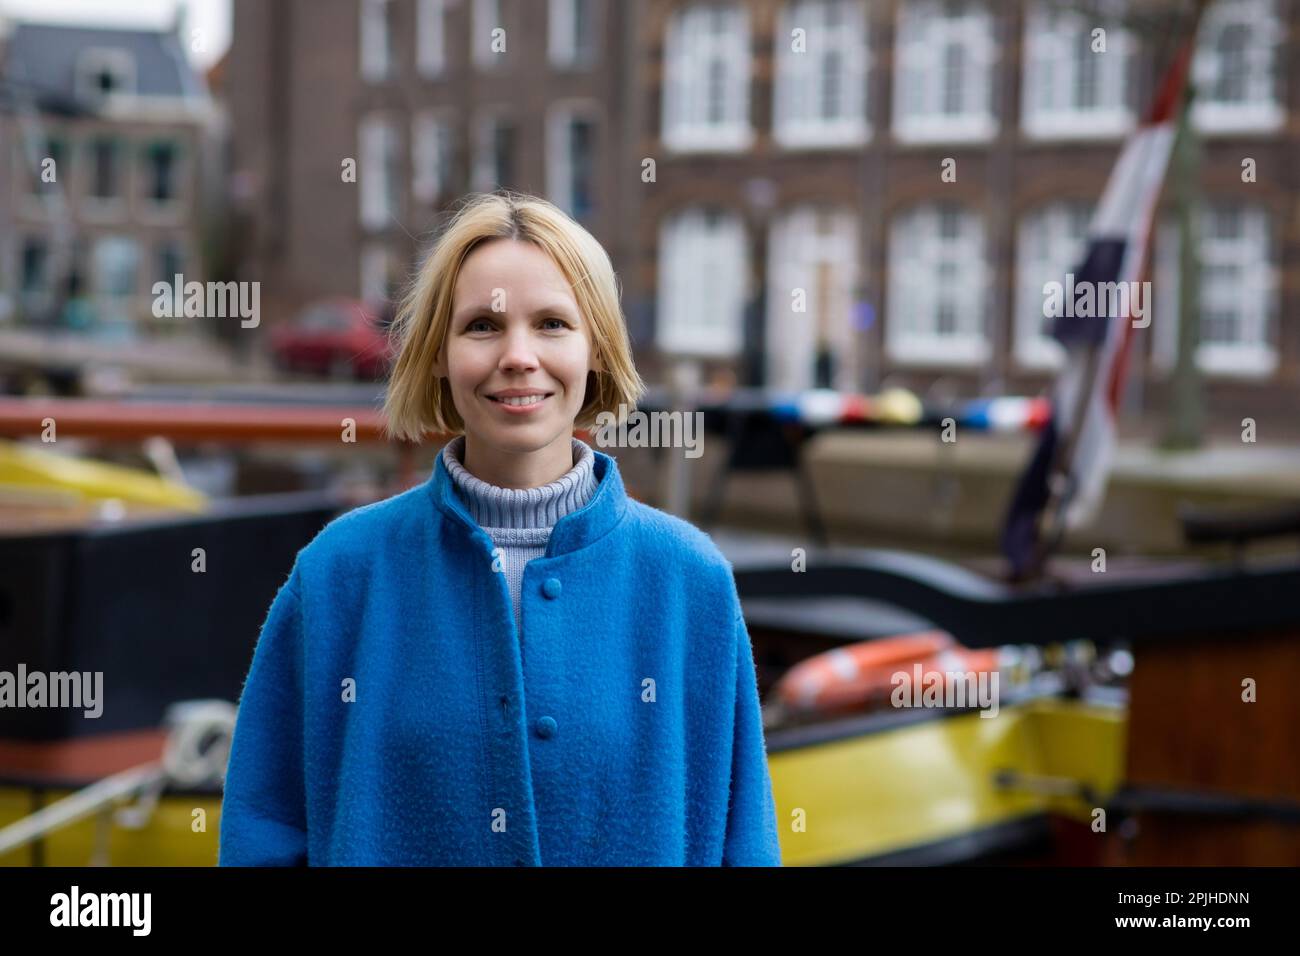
[429,440,628,559]
[441,434,599,530]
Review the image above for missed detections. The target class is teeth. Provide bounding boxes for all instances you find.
[495,394,546,406]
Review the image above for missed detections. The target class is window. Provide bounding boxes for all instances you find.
[88,136,123,200]
[547,107,597,220]
[360,0,395,82]
[656,207,748,357]
[887,203,988,364]
[17,237,54,323]
[893,0,997,143]
[359,115,401,230]
[417,0,448,77]
[75,48,136,102]
[143,141,180,205]
[412,113,453,204]
[1014,202,1094,370]
[662,4,753,152]
[773,0,868,148]
[20,238,49,296]
[29,136,67,199]
[550,0,597,69]
[157,240,184,286]
[474,0,506,70]
[472,114,516,192]
[92,236,139,299]
[65,239,89,300]
[1021,1,1134,139]
[1192,0,1282,133]
[1153,205,1276,378]
[765,206,860,391]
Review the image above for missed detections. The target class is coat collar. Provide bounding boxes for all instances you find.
[428,437,628,558]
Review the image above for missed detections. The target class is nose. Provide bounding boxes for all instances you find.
[498,323,540,373]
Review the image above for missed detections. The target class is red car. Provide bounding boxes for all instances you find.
[270,299,396,380]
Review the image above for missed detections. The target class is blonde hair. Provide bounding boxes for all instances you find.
[383,190,646,442]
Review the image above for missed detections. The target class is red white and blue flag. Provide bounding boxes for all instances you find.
[1001,33,1199,579]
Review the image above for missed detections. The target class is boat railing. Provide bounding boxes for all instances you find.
[0,700,235,865]
[0,395,422,489]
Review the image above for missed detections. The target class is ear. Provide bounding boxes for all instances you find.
[430,349,446,378]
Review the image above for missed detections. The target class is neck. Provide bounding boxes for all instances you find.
[460,432,578,489]
[442,433,598,531]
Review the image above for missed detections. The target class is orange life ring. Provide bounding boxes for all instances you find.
[773,630,1000,717]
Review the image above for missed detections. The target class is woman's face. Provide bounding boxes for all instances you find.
[438,238,600,464]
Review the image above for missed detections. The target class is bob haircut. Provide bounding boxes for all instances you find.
[383,190,646,442]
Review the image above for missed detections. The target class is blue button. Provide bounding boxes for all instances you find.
[535,716,557,738]
[542,578,562,599]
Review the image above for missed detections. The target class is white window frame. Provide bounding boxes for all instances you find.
[662,4,754,153]
[360,0,394,83]
[773,0,869,149]
[892,0,997,144]
[886,203,989,365]
[417,0,448,78]
[1014,202,1094,371]
[412,112,453,205]
[359,114,400,231]
[549,0,598,69]
[1151,207,1278,379]
[656,207,749,357]
[765,206,860,392]
[546,102,599,219]
[1196,204,1277,376]
[1021,0,1135,140]
[1191,0,1283,135]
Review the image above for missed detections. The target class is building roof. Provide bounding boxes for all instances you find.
[2,21,206,109]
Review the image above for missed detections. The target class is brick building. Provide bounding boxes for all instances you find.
[226,0,642,329]
[225,0,1300,437]
[0,17,215,334]
[641,0,1299,437]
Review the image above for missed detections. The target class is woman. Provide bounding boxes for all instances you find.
[218,191,781,866]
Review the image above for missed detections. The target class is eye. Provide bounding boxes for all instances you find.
[542,317,569,331]
[467,318,494,332]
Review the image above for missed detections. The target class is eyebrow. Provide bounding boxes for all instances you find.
[455,303,578,322]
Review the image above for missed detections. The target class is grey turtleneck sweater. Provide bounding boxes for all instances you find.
[441,434,599,636]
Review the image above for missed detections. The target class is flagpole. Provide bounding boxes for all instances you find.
[1162,68,1205,449]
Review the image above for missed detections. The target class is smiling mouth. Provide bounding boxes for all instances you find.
[487,393,553,406]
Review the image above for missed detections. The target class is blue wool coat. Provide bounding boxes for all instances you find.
[218,443,782,866]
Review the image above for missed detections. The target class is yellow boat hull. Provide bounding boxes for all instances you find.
[770,695,1126,865]
[0,788,222,867]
